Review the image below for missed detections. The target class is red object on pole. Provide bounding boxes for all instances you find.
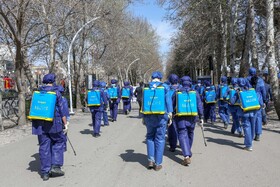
[3,77,13,89]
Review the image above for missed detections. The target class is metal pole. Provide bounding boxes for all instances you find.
[67,16,101,115]
[125,58,140,80]
[66,135,77,156]
[200,125,207,146]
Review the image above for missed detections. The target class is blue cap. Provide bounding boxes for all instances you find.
[238,78,247,87]
[100,81,106,88]
[231,77,238,85]
[93,80,99,87]
[151,71,163,79]
[221,76,227,83]
[42,73,56,84]
[124,81,130,86]
[197,80,201,83]
[249,67,257,76]
[168,74,179,84]
[204,80,211,87]
[180,76,192,86]
[111,79,118,84]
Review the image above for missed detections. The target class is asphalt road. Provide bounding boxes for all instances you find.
[0,103,280,187]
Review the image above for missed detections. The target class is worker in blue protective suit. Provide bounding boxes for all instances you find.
[228,78,242,136]
[134,82,144,117]
[164,80,171,89]
[202,81,216,124]
[89,80,108,137]
[229,78,258,151]
[261,70,272,126]
[246,67,266,141]
[167,74,181,152]
[100,81,110,126]
[143,71,173,171]
[109,79,121,122]
[217,76,230,129]
[32,74,67,181]
[121,81,133,115]
[57,86,70,152]
[172,76,204,166]
[195,80,205,101]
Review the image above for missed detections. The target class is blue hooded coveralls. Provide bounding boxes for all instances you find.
[228,78,242,135]
[246,67,266,139]
[230,78,257,148]
[167,74,180,151]
[121,81,133,114]
[89,80,108,135]
[100,81,110,126]
[109,79,121,121]
[32,74,66,175]
[143,72,173,166]
[217,76,230,125]
[202,81,216,123]
[172,76,204,158]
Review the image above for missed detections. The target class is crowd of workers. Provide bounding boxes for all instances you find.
[30,66,277,180]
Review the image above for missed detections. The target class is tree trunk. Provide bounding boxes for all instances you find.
[219,3,228,76]
[15,43,27,126]
[266,0,280,119]
[23,55,36,92]
[239,9,250,77]
[229,0,238,77]
[249,0,258,69]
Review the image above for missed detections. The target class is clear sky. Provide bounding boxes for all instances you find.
[128,1,176,56]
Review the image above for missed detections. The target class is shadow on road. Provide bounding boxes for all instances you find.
[27,153,40,174]
[80,129,93,135]
[127,116,142,119]
[263,128,280,134]
[119,149,147,168]
[164,145,184,165]
[206,137,244,150]
[205,126,241,138]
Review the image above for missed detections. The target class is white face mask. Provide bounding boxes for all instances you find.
[112,84,116,87]
[198,83,201,86]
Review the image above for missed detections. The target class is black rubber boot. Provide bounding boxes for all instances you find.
[41,173,49,181]
[50,166,65,177]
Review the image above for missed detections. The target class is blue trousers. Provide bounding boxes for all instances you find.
[103,110,109,125]
[262,107,267,123]
[204,103,216,122]
[38,132,64,174]
[122,99,131,113]
[230,106,242,134]
[110,100,119,121]
[241,116,255,148]
[175,117,195,157]
[91,110,102,134]
[167,122,177,150]
[218,105,230,124]
[145,115,167,166]
[254,109,263,136]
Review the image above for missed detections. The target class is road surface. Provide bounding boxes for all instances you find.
[0,103,279,187]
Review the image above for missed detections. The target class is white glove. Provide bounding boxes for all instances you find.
[198,119,204,127]
[63,123,69,134]
[263,103,266,109]
[168,119,172,127]
[168,112,172,119]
